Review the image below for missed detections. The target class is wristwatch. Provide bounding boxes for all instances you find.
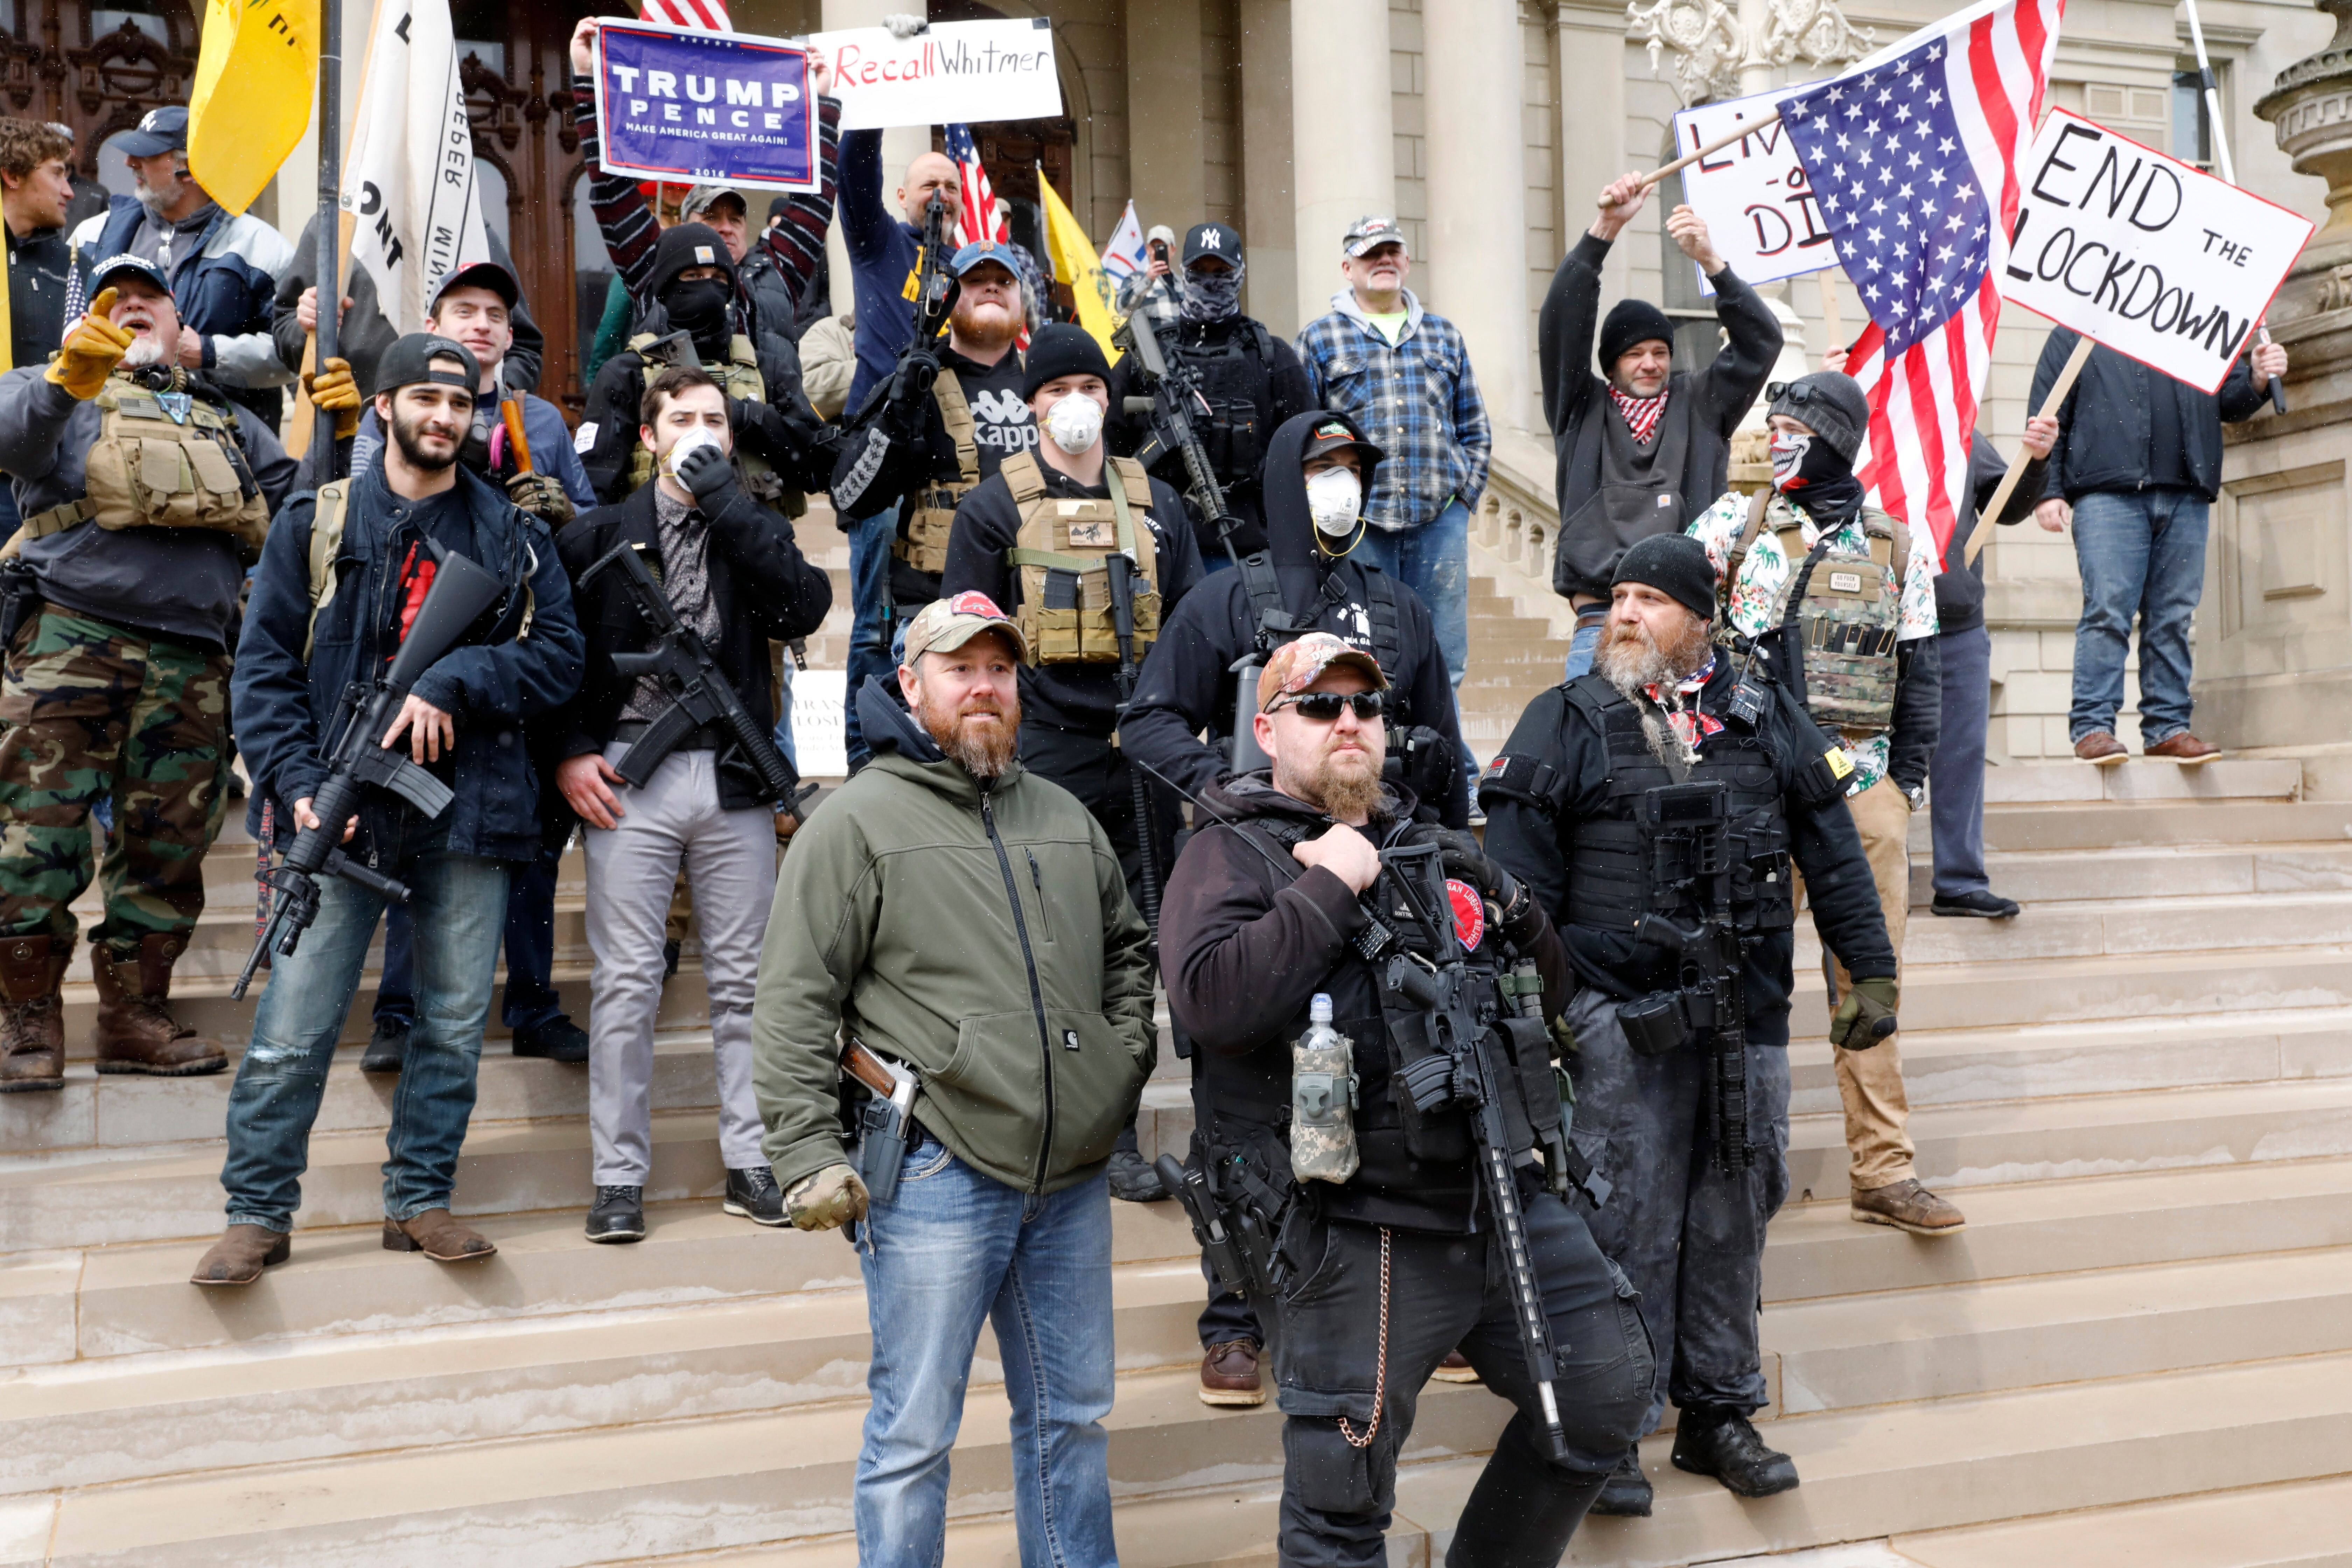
[1903,782,1928,813]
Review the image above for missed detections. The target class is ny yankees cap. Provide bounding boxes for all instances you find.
[114,105,187,159]
[1183,222,1243,266]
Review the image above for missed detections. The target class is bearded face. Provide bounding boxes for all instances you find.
[911,657,1021,780]
[1597,605,1712,699]
[1266,686,1387,824]
[949,291,1020,353]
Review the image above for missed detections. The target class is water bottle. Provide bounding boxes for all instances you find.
[1290,993,1360,1184]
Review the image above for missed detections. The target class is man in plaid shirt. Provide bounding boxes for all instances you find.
[1295,217,1491,704]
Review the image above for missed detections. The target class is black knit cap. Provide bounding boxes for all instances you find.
[1612,532,1716,621]
[649,223,738,297]
[1021,322,1113,401]
[1766,370,1871,464]
[1600,298,1676,370]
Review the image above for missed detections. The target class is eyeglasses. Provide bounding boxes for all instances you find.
[1264,690,1387,723]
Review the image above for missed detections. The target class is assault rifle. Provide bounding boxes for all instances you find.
[1104,551,1163,938]
[233,547,507,998]
[580,540,818,823]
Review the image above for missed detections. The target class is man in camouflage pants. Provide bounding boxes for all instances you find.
[0,253,300,1091]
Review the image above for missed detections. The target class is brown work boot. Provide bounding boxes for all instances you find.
[0,934,67,1093]
[91,934,225,1077]
[1431,1350,1482,1384]
[2073,731,2128,766]
[382,1209,497,1262]
[1199,1339,1268,1407]
[1850,1177,1967,1236]
[189,1223,290,1287]
[2144,731,2222,764]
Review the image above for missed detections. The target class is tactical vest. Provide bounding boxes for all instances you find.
[891,368,981,575]
[622,332,805,518]
[1174,322,1276,488]
[1726,490,1909,736]
[19,373,268,552]
[1239,557,1413,722]
[1000,449,1160,666]
[1558,673,1796,940]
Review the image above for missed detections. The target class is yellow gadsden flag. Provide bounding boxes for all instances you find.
[1038,171,1121,366]
[187,0,319,216]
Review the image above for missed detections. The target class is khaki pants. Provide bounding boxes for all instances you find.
[1794,776,1917,1191]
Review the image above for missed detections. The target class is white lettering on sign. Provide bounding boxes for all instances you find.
[1672,87,1834,296]
[810,18,1063,131]
[2001,108,2314,393]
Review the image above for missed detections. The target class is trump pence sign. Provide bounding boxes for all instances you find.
[593,19,820,193]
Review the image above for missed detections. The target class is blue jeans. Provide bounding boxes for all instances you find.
[373,839,565,1036]
[2068,489,2210,746]
[1930,624,1991,898]
[844,507,898,770]
[854,1143,1117,1568]
[221,846,511,1231]
[1351,498,1470,692]
[1562,619,1602,681]
[771,657,798,770]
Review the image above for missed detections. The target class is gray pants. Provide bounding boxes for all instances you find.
[1930,623,1991,899]
[585,744,774,1185]
[1563,987,1792,1435]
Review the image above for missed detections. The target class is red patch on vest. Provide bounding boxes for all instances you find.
[1447,878,1485,951]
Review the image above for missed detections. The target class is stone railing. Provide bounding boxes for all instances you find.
[1470,431,1577,637]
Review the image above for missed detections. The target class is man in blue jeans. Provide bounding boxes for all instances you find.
[2029,327,2288,764]
[196,334,581,1286]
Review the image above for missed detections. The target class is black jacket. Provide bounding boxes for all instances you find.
[1121,412,1473,827]
[6,222,69,370]
[1482,663,1894,1046]
[550,474,832,810]
[938,457,1203,735]
[2030,327,2268,504]
[233,464,584,863]
[1938,433,2049,635]
[1161,773,1573,1232]
[271,216,544,398]
[1542,233,1782,601]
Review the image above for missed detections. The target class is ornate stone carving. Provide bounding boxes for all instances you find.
[1760,0,1872,73]
[1626,0,1744,105]
[2255,0,2352,239]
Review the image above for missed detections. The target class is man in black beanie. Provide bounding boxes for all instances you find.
[1541,172,1782,679]
[1481,527,1897,1516]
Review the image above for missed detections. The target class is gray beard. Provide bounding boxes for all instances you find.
[120,336,166,369]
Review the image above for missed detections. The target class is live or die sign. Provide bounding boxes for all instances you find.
[1671,88,1838,295]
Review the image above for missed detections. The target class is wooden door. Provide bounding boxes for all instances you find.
[0,0,198,184]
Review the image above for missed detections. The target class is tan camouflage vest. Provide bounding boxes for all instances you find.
[1727,488,1910,736]
[623,333,805,518]
[18,372,268,552]
[1000,449,1160,667]
[891,369,981,574]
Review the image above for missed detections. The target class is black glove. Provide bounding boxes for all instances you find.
[1425,828,1533,937]
[886,348,939,424]
[672,439,738,504]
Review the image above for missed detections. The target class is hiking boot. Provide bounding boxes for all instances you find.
[1851,1176,1967,1235]
[360,1017,409,1074]
[2073,731,2128,766]
[1587,1447,1652,1517]
[723,1166,788,1226]
[1931,889,2020,919]
[1199,1339,1267,1407]
[0,934,66,1093]
[2145,731,2221,764]
[1672,1408,1798,1498]
[1431,1350,1482,1384]
[91,934,225,1076]
[513,1017,589,1063]
[189,1223,290,1287]
[382,1209,497,1261]
[586,1185,646,1243]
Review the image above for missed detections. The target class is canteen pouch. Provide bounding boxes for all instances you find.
[1289,1027,1361,1185]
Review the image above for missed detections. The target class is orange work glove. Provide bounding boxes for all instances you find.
[43,288,133,399]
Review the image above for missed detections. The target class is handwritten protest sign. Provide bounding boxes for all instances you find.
[808,17,1060,131]
[594,19,819,192]
[1671,88,1835,296]
[2002,108,2311,392]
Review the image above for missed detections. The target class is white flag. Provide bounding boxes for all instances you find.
[341,0,490,334]
[1099,200,1147,282]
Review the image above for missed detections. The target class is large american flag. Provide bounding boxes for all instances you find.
[640,0,730,30]
[1779,0,2063,568]
[945,122,1010,248]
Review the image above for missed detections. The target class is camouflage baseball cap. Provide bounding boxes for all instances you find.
[903,590,1028,664]
[1260,632,1387,711]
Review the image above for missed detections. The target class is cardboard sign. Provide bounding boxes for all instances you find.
[808,17,1061,131]
[594,19,819,193]
[1672,88,1836,296]
[2002,108,2312,392]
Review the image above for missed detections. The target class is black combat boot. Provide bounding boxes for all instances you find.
[1586,1446,1652,1516]
[1671,1406,1798,1497]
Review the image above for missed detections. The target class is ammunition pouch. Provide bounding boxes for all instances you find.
[27,377,269,552]
[1617,988,1696,1056]
[892,491,964,573]
[1003,451,1161,666]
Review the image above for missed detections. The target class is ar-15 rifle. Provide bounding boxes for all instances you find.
[233,547,509,999]
[1103,550,1162,940]
[580,540,818,824]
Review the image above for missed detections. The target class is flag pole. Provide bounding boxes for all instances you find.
[1964,334,2092,569]
[1639,112,1784,192]
[2183,0,2286,413]
[310,0,343,483]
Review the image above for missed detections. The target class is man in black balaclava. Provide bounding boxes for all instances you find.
[1106,222,1315,565]
[579,223,836,509]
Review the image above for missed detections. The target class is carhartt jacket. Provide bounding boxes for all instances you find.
[752,681,1157,1198]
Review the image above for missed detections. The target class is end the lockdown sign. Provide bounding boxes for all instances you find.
[593,19,819,192]
[2002,108,2312,392]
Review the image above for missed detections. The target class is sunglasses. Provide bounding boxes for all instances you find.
[1265,690,1387,723]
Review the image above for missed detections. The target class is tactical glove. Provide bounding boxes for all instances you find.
[672,438,738,504]
[1830,975,1899,1049]
[44,289,133,400]
[505,470,575,525]
[785,1161,869,1230]
[301,355,363,439]
[1427,828,1532,937]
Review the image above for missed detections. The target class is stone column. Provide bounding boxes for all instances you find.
[1290,0,1394,330]
[821,0,929,317]
[1238,0,1298,337]
[1552,0,1630,305]
[1128,0,1207,232]
[1422,0,1530,429]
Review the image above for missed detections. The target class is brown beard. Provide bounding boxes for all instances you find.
[950,298,1018,352]
[1273,728,1387,821]
[915,681,1020,781]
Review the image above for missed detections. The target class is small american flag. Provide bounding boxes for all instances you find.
[640,0,730,31]
[1779,0,2063,568]
[945,123,1009,249]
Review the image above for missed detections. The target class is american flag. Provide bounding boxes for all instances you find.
[1779,0,2063,568]
[945,122,1010,248]
[640,0,730,30]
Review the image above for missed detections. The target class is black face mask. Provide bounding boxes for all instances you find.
[1770,429,1866,529]
[661,279,732,349]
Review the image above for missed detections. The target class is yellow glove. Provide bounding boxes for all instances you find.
[785,1162,870,1231]
[44,288,133,399]
[303,355,362,440]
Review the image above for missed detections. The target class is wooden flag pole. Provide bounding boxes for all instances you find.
[1639,111,1784,192]
[1964,334,2093,569]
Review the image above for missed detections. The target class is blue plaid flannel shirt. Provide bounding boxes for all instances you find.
[1294,290,1492,531]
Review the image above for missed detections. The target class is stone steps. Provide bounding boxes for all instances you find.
[1889,1473,2352,1567]
[1801,887,2352,967]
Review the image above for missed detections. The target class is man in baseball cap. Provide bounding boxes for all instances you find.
[901,588,1028,666]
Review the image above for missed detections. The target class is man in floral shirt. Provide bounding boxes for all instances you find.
[1684,370,1963,1239]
